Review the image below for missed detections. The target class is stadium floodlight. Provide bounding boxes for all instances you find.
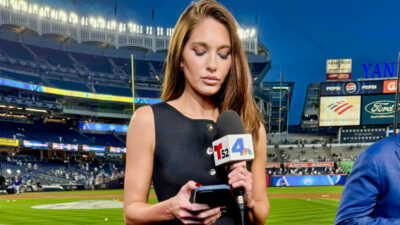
[166,28,174,36]
[98,17,106,29]
[44,6,50,17]
[20,0,27,12]
[89,17,97,28]
[128,22,138,33]
[6,169,11,174]
[10,0,20,11]
[28,3,38,15]
[272,87,290,90]
[26,108,47,113]
[59,10,67,22]
[119,23,126,32]
[146,26,152,35]
[107,20,116,30]
[69,13,78,24]
[238,28,244,39]
[38,7,44,17]
[81,16,87,26]
[157,27,163,36]
[50,9,58,20]
[16,170,20,174]
[250,28,256,37]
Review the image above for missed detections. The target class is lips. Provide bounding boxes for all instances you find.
[201,76,220,85]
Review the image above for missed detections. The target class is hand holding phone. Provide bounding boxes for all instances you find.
[190,184,232,207]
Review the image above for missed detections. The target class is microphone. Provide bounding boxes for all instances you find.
[212,110,254,225]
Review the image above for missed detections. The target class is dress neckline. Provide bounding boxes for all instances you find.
[163,102,216,123]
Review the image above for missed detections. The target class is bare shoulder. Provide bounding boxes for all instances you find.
[128,106,154,130]
[126,105,155,152]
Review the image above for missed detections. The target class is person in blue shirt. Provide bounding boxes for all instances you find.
[335,134,400,224]
[13,175,22,194]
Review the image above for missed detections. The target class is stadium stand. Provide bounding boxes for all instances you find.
[94,84,132,96]
[29,45,76,69]
[47,79,90,92]
[0,38,34,62]
[0,120,125,147]
[71,52,114,74]
[0,69,44,84]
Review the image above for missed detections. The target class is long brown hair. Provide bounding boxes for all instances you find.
[161,0,264,141]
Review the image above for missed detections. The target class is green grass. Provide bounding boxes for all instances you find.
[267,186,343,225]
[0,197,124,225]
[0,186,344,225]
[268,186,344,194]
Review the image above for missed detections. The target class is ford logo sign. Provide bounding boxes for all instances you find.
[365,100,395,115]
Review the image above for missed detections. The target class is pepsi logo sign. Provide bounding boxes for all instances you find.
[345,83,357,93]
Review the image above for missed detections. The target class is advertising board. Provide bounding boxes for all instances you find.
[0,138,19,147]
[271,174,346,187]
[320,81,382,96]
[326,59,352,81]
[319,96,361,126]
[361,94,399,125]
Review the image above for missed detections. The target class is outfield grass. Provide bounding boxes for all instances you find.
[267,186,343,225]
[0,186,343,225]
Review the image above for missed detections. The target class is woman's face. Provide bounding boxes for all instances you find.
[181,18,232,97]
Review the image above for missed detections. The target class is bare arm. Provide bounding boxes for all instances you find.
[124,106,175,224]
[247,123,270,224]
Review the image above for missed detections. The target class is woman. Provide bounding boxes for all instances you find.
[124,0,269,224]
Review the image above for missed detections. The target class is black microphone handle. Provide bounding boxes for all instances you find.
[234,186,246,225]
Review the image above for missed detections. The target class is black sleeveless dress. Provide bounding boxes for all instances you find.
[151,102,249,225]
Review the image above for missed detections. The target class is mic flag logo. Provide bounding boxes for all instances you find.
[214,143,229,160]
[212,134,255,166]
[327,100,353,115]
[232,138,253,156]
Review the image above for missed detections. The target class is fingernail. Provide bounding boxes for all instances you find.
[195,183,202,187]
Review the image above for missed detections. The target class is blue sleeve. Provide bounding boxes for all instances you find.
[335,150,400,225]
[338,217,400,225]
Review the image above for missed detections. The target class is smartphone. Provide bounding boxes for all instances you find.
[190,184,232,207]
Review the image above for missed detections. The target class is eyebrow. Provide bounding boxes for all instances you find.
[190,42,231,50]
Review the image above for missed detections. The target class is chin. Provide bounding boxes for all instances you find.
[199,86,222,97]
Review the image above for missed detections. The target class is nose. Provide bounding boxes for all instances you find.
[206,53,217,73]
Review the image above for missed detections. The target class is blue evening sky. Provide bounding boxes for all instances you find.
[33,0,400,125]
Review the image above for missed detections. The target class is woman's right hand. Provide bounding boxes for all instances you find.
[170,181,222,224]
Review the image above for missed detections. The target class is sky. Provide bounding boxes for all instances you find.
[32,0,400,125]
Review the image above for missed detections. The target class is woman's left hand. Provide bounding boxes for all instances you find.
[227,161,255,208]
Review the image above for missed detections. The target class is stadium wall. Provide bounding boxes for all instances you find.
[22,34,62,49]
[65,42,104,55]
[105,48,145,59]
[0,28,17,41]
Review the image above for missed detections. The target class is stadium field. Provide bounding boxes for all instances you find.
[0,186,343,225]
